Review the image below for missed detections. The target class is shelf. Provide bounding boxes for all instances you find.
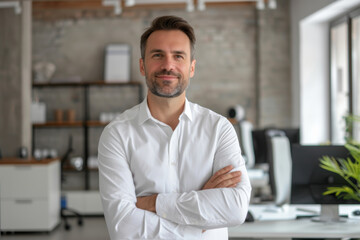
[32,79,142,190]
[33,121,83,127]
[86,120,109,127]
[0,158,59,165]
[62,166,85,172]
[33,121,112,128]
[32,81,142,87]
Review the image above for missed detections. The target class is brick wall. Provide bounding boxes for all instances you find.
[0,9,22,157]
[32,1,290,127]
[30,1,290,190]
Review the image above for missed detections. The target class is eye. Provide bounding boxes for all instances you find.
[175,55,184,60]
[152,53,162,58]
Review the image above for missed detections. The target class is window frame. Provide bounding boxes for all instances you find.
[329,7,360,143]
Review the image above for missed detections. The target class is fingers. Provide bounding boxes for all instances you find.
[211,165,234,178]
[202,165,242,190]
[213,170,241,188]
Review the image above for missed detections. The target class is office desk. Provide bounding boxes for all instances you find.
[228,204,360,239]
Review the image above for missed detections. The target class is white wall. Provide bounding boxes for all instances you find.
[300,22,330,144]
[290,0,337,129]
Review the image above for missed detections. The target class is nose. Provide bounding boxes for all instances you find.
[161,55,174,71]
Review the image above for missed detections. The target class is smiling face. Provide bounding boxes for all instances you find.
[140,30,196,98]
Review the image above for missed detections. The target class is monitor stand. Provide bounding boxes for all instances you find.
[311,204,347,223]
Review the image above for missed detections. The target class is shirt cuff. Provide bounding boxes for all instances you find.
[156,192,180,221]
[156,193,203,238]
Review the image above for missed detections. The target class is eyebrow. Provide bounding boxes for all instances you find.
[149,49,187,56]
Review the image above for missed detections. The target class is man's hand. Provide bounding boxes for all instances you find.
[136,194,158,213]
[202,165,241,190]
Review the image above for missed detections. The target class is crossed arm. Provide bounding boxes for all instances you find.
[99,119,251,239]
[136,165,242,212]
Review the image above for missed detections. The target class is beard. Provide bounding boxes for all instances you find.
[145,69,189,98]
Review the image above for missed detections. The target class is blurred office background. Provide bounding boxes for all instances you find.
[1,0,360,239]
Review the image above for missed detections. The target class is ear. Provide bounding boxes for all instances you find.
[190,59,196,78]
[139,58,145,76]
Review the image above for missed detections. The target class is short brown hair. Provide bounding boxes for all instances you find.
[140,15,196,60]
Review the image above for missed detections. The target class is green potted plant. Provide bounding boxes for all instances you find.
[319,115,360,202]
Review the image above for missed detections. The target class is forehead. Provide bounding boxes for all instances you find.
[146,30,191,53]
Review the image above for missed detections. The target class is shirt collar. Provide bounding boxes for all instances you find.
[138,98,151,125]
[138,97,193,125]
[182,98,193,121]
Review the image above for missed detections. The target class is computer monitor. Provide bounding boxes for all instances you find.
[281,128,300,145]
[252,128,300,165]
[251,129,267,164]
[291,144,356,222]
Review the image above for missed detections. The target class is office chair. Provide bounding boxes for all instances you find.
[266,129,292,207]
[60,135,83,230]
[238,121,255,169]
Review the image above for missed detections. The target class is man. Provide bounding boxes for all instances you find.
[98,15,251,239]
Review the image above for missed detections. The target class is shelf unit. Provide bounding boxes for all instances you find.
[32,81,143,190]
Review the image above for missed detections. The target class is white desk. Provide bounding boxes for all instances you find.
[228,204,360,239]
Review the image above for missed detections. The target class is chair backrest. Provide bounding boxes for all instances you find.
[238,121,255,168]
[266,130,292,206]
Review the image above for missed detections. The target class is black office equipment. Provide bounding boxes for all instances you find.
[61,135,83,230]
[245,211,255,222]
[291,145,356,222]
[352,209,360,216]
[252,128,300,165]
[251,129,268,164]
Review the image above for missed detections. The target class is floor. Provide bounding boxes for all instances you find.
[0,217,110,240]
[0,217,259,240]
[0,220,341,240]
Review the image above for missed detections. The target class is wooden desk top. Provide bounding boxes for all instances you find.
[0,158,60,165]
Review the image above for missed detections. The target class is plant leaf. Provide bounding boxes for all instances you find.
[323,186,355,199]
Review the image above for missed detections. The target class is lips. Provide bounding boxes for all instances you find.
[156,74,178,81]
[154,70,181,81]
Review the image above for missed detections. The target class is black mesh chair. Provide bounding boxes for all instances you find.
[60,136,84,230]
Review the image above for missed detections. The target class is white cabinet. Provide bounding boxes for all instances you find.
[0,159,60,231]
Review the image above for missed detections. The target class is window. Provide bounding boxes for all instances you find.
[352,14,360,142]
[330,8,360,144]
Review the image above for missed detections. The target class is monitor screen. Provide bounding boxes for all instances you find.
[291,145,356,205]
[252,128,300,165]
[251,129,268,164]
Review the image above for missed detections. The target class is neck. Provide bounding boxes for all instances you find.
[147,91,186,130]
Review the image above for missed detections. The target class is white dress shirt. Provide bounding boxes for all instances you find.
[98,98,252,240]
